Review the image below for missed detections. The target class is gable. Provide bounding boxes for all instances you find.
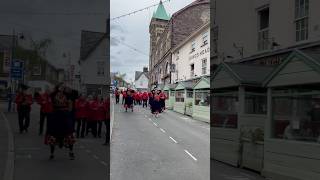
[194,78,209,89]
[213,67,239,89]
[266,51,320,87]
[175,83,185,90]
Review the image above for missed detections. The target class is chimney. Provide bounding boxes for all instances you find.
[143,67,148,72]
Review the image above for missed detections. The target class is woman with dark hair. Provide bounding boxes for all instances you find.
[45,83,75,160]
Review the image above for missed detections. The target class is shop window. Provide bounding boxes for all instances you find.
[245,93,267,114]
[212,94,238,128]
[187,90,193,98]
[195,90,210,106]
[175,91,184,102]
[272,94,320,142]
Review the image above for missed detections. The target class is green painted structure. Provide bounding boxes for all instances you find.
[163,84,177,110]
[192,77,210,123]
[153,1,170,21]
[173,81,194,115]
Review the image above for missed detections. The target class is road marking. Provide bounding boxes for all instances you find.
[160,128,166,133]
[169,136,178,143]
[184,150,197,161]
[101,161,107,166]
[93,155,99,159]
[153,122,158,127]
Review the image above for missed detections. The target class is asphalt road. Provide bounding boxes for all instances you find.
[110,100,265,180]
[3,104,109,180]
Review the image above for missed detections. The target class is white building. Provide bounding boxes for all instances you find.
[134,67,149,91]
[171,22,210,83]
[79,30,108,96]
[212,0,320,65]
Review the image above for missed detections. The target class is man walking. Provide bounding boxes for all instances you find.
[15,85,33,133]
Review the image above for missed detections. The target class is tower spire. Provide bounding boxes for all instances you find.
[152,0,170,20]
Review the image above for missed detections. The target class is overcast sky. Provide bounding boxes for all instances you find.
[0,0,107,71]
[111,0,195,82]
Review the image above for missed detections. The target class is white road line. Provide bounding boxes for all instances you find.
[184,150,197,161]
[169,136,178,143]
[101,161,107,166]
[153,122,158,127]
[93,155,99,159]
[160,128,166,133]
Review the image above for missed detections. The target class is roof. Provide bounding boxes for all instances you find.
[0,35,15,51]
[263,49,320,86]
[135,71,143,80]
[171,0,209,19]
[153,1,170,21]
[213,62,275,87]
[80,30,106,61]
[176,80,195,90]
[193,77,209,89]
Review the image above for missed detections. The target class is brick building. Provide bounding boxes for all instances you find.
[149,0,210,88]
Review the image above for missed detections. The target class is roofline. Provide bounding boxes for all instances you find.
[192,76,209,88]
[80,32,107,61]
[171,22,209,53]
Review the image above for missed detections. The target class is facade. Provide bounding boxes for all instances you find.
[171,22,210,83]
[79,30,108,96]
[134,67,149,91]
[212,0,320,66]
[149,0,210,88]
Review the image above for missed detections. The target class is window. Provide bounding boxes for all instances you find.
[202,32,209,46]
[190,64,194,77]
[212,93,238,128]
[272,91,320,142]
[295,0,309,41]
[97,62,105,76]
[175,90,184,102]
[190,41,196,53]
[170,90,175,97]
[202,59,207,75]
[245,93,267,114]
[195,90,210,106]
[258,8,270,51]
[187,90,193,98]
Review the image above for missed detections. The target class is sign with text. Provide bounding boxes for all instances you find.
[189,47,210,61]
[11,59,24,80]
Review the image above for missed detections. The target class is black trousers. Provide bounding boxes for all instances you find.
[18,106,30,132]
[115,95,120,104]
[76,118,87,138]
[97,121,103,137]
[143,100,148,108]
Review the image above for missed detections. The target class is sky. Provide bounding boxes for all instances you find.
[0,0,107,72]
[110,0,195,82]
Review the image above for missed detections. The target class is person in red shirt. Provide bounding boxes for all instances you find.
[87,95,99,138]
[37,88,53,135]
[96,95,107,138]
[159,90,167,112]
[15,85,33,133]
[142,91,149,108]
[121,90,127,105]
[75,94,88,138]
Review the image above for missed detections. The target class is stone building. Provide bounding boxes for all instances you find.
[149,0,210,88]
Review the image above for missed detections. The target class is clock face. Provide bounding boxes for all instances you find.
[201,11,210,22]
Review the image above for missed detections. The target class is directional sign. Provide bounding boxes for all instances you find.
[11,59,24,80]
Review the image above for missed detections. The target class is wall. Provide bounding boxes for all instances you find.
[172,26,210,83]
[81,38,107,85]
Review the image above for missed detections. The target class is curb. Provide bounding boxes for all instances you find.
[1,112,14,180]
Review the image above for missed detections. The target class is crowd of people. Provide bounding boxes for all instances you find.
[114,88,168,117]
[14,83,110,160]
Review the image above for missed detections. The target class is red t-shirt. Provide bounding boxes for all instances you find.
[75,99,88,119]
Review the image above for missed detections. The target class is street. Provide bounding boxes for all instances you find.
[0,103,109,180]
[110,98,265,180]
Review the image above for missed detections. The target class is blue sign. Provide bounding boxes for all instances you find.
[113,80,118,86]
[11,59,24,80]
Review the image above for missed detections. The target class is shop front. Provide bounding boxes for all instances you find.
[173,81,194,115]
[262,50,320,180]
[192,77,210,122]
[212,62,273,168]
[163,84,177,110]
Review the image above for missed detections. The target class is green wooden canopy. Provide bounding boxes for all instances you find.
[193,77,210,90]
